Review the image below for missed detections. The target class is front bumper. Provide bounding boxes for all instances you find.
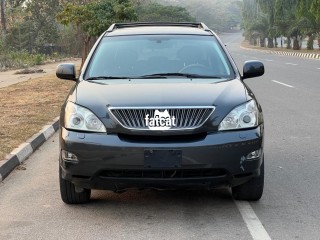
[60,126,264,191]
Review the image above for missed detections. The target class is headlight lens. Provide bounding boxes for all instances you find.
[65,102,106,132]
[218,100,259,131]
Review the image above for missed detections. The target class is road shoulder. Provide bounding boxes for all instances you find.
[241,44,320,60]
[0,118,60,182]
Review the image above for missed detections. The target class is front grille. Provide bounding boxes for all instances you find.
[100,169,227,179]
[109,107,215,130]
[118,132,207,143]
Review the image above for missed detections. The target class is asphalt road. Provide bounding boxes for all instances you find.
[1,32,320,240]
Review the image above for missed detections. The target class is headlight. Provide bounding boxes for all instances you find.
[64,102,106,133]
[218,100,259,131]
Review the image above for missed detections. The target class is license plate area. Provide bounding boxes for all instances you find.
[144,150,182,168]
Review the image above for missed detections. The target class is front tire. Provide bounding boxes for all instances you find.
[59,167,91,204]
[232,159,264,201]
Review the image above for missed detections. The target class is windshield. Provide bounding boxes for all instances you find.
[85,35,235,80]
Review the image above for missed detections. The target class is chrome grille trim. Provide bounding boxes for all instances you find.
[109,106,215,130]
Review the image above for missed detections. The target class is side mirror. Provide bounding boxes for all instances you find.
[56,63,77,81]
[243,61,264,79]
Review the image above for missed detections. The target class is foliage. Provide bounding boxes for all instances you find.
[158,0,242,32]
[242,0,266,46]
[310,0,320,21]
[57,0,137,38]
[57,0,137,64]
[242,0,320,49]
[24,0,60,46]
[3,0,61,52]
[274,0,300,49]
[0,48,46,70]
[135,3,194,22]
[7,0,24,8]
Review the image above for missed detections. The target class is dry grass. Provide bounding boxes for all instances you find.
[0,75,74,160]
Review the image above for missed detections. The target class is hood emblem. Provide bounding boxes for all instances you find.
[145,110,176,130]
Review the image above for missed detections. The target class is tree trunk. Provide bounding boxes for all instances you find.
[293,37,300,50]
[318,38,320,50]
[260,37,265,47]
[274,37,278,48]
[286,36,291,49]
[267,37,274,48]
[81,36,91,70]
[307,34,314,50]
[1,0,6,35]
[249,37,255,45]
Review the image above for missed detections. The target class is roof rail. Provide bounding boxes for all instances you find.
[107,22,210,32]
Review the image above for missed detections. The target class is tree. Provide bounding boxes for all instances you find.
[158,0,242,32]
[3,0,61,52]
[310,0,320,21]
[1,0,6,35]
[7,0,24,8]
[135,3,195,22]
[57,0,137,66]
[249,14,269,47]
[256,0,277,48]
[309,0,320,49]
[274,0,299,49]
[296,0,318,49]
[242,0,260,43]
[243,0,320,50]
[25,0,60,47]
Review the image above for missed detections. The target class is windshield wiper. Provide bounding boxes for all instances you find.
[86,73,223,80]
[138,73,223,79]
[86,76,131,80]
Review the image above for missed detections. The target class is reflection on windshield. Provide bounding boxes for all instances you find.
[85,35,235,81]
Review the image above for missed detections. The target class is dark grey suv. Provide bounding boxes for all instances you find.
[56,22,265,204]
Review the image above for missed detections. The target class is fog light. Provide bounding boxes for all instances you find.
[62,150,78,162]
[247,149,261,160]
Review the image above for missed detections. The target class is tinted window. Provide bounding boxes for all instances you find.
[85,35,235,79]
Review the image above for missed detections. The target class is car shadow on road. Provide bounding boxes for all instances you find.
[59,189,245,239]
[67,188,236,215]
[90,188,232,204]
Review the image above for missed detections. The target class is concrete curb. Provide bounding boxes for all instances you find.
[0,117,60,182]
[240,45,320,60]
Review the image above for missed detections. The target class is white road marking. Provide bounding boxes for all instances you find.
[317,68,320,70]
[272,80,294,88]
[265,59,273,62]
[285,63,298,66]
[290,136,312,139]
[235,201,272,240]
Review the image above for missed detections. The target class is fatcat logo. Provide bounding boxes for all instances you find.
[145,110,176,130]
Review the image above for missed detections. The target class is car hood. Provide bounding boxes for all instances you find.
[70,79,250,119]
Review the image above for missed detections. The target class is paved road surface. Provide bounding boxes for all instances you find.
[0,59,81,89]
[0,32,319,240]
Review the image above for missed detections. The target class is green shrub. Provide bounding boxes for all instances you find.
[0,48,46,70]
[34,54,45,65]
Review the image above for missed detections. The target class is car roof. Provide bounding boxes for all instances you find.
[105,23,214,37]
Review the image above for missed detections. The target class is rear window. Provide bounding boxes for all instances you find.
[85,35,235,80]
